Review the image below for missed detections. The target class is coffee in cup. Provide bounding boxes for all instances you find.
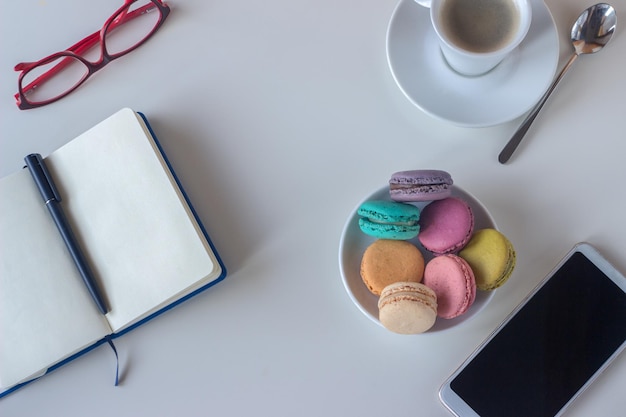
[416,0,532,76]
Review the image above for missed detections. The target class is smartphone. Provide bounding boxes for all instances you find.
[439,242,626,417]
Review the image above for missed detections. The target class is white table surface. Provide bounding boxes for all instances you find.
[1,0,625,415]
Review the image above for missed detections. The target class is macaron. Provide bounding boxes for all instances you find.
[418,197,474,255]
[389,170,453,202]
[360,239,425,295]
[423,254,476,319]
[378,282,437,334]
[357,200,421,240]
[459,228,516,290]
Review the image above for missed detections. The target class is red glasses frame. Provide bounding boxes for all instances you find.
[14,0,170,110]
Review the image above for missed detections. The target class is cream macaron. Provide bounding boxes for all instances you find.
[378,282,437,334]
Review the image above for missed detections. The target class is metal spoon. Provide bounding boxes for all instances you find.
[498,3,616,164]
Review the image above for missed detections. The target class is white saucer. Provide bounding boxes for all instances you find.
[338,185,496,333]
[386,0,559,127]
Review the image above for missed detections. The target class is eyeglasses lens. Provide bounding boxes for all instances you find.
[19,0,163,106]
[20,56,90,104]
[104,0,163,57]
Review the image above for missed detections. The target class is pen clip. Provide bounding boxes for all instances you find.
[24,153,62,202]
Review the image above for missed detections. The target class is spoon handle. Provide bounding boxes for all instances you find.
[498,53,579,164]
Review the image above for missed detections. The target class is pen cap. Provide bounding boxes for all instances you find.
[24,153,62,202]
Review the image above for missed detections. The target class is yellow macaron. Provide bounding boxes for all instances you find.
[459,228,516,290]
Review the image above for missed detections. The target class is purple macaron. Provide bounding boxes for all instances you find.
[389,170,453,202]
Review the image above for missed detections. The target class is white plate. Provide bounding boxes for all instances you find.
[386,0,559,127]
[339,185,496,332]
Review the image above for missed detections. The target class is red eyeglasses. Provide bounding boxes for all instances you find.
[14,0,170,110]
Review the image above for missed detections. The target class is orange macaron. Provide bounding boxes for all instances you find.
[360,239,425,295]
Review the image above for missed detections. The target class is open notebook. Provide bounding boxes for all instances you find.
[0,108,226,395]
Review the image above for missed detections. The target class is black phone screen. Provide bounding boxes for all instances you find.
[449,251,626,417]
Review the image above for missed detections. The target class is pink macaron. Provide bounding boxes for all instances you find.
[423,254,476,319]
[418,197,474,255]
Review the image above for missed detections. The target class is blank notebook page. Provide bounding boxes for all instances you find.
[45,109,219,332]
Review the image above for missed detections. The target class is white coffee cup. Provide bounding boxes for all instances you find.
[416,0,532,76]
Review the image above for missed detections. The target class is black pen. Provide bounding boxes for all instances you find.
[24,153,109,315]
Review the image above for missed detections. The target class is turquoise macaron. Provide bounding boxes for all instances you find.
[357,200,421,240]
